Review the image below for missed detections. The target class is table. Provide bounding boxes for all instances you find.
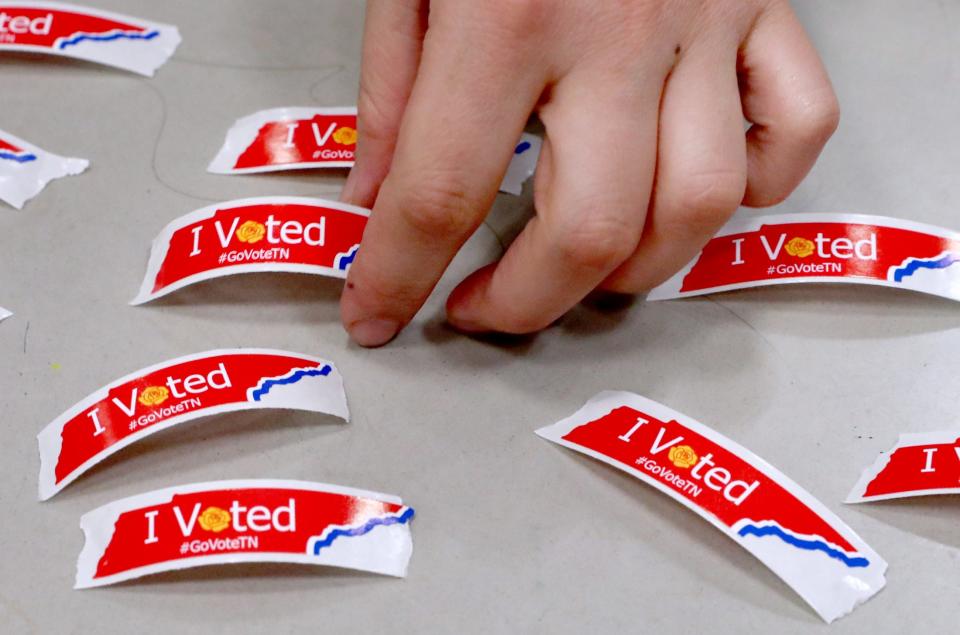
[1,1,957,632]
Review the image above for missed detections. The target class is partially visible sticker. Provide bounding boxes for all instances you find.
[131,196,368,304]
[0,128,87,209]
[499,133,542,195]
[648,213,960,302]
[0,2,180,76]
[208,107,540,194]
[537,391,886,624]
[847,431,960,503]
[0,307,11,321]
[75,479,414,588]
[37,349,349,500]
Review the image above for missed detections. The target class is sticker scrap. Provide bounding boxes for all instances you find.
[0,307,11,321]
[537,391,886,623]
[847,431,960,503]
[207,107,541,194]
[37,349,349,500]
[0,2,180,76]
[131,196,368,304]
[75,479,414,588]
[648,213,960,302]
[0,128,87,209]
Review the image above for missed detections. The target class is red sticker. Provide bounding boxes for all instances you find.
[37,350,349,500]
[648,213,960,302]
[208,108,357,174]
[132,197,368,304]
[538,392,886,623]
[847,431,960,502]
[0,2,180,76]
[76,480,414,587]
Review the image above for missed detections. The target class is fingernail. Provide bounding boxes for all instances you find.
[348,318,400,347]
[446,302,488,334]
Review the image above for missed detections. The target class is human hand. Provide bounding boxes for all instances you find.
[340,0,839,346]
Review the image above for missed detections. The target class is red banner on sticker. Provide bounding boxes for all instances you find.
[847,431,960,502]
[0,2,180,75]
[37,350,349,500]
[132,197,368,304]
[76,480,414,587]
[648,213,960,302]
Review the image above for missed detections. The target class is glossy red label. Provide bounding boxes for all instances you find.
[234,113,356,170]
[679,222,959,292]
[563,405,860,558]
[93,487,410,580]
[54,353,332,485]
[0,7,149,49]
[150,202,366,294]
[862,437,960,499]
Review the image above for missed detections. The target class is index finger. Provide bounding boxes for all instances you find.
[340,20,544,347]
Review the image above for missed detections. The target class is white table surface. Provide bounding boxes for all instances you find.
[1,1,958,632]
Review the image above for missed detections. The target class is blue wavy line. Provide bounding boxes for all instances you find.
[312,507,415,555]
[737,523,869,568]
[57,29,160,50]
[515,140,532,155]
[891,253,960,282]
[336,245,359,271]
[249,365,331,402]
[0,151,37,163]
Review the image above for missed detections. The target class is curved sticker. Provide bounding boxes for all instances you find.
[847,431,960,503]
[537,391,886,623]
[207,107,541,194]
[0,2,180,76]
[131,197,368,304]
[648,213,960,302]
[0,127,87,209]
[76,479,414,588]
[37,349,349,500]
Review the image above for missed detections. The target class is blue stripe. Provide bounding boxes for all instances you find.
[336,245,359,271]
[58,29,160,50]
[891,253,960,282]
[313,507,415,555]
[249,365,331,402]
[737,523,869,568]
[515,140,532,155]
[0,151,37,164]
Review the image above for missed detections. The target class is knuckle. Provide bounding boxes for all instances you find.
[671,169,746,232]
[789,91,841,144]
[392,173,481,237]
[551,213,639,271]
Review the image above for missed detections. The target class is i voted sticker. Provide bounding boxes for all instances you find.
[75,480,414,588]
[37,349,349,500]
[132,197,368,304]
[0,2,180,76]
[208,107,541,194]
[0,127,87,209]
[648,213,960,302]
[537,391,887,623]
[847,431,960,503]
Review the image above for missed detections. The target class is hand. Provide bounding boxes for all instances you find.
[340,0,839,346]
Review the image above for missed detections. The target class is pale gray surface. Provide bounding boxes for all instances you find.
[0,1,957,633]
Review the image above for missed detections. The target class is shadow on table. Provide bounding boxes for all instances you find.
[857,495,960,550]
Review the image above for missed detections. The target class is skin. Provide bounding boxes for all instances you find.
[340,0,840,346]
